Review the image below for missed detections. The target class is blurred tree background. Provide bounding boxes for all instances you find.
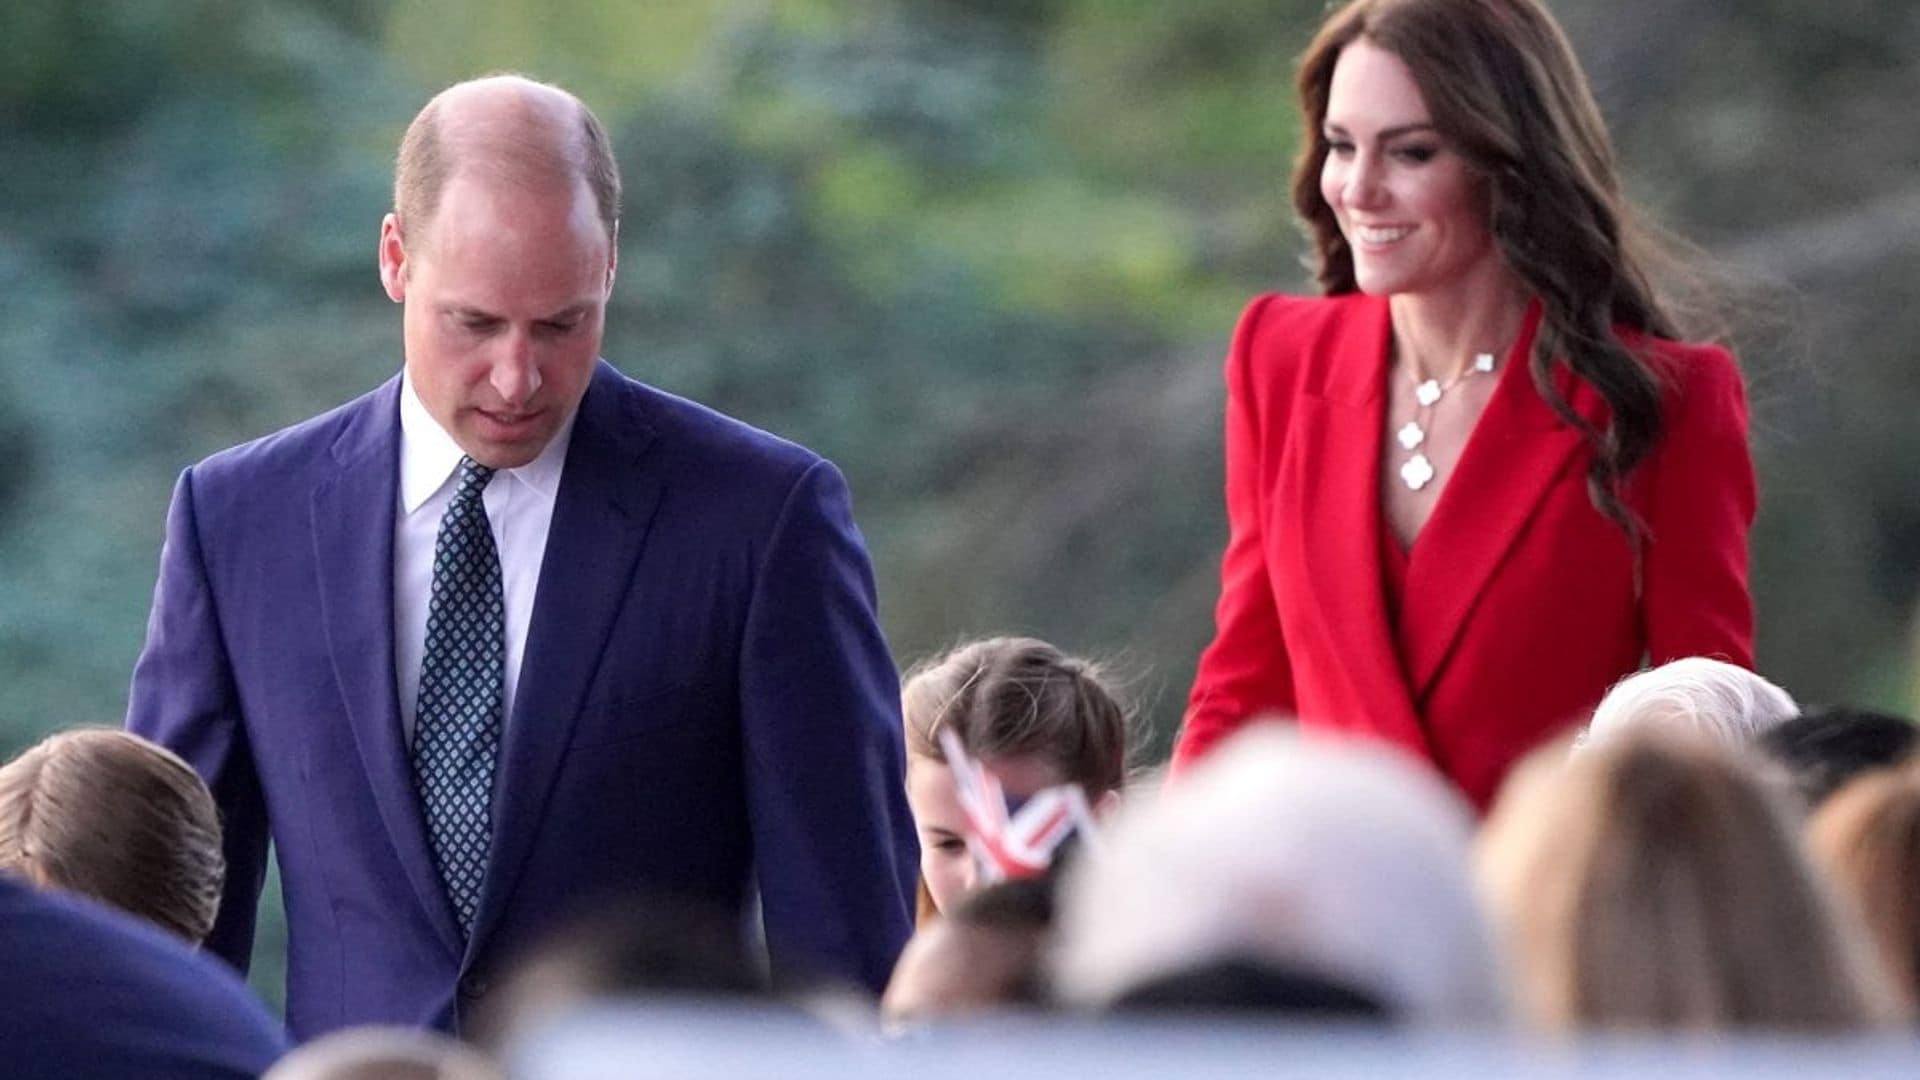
[4,0,1918,1008]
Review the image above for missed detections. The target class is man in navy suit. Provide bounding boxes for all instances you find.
[0,873,288,1078]
[127,75,918,1040]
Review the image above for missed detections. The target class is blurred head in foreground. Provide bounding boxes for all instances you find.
[0,727,223,945]
[883,874,1057,1027]
[901,637,1130,919]
[471,893,767,1053]
[1479,727,1903,1031]
[1759,705,1919,811]
[1808,764,1920,1009]
[1051,726,1501,1024]
[264,1026,501,1080]
[1584,657,1796,748]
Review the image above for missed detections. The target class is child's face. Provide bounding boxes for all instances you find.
[905,753,1063,916]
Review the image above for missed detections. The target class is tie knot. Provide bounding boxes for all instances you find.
[456,456,497,495]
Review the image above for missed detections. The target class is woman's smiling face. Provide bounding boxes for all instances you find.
[1318,39,1504,300]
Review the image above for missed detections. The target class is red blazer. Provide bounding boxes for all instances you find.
[1173,292,1755,810]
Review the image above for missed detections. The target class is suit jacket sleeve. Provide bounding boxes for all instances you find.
[738,458,917,994]
[1639,342,1757,666]
[1173,294,1299,774]
[125,467,270,973]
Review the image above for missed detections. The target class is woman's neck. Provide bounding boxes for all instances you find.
[1387,269,1532,378]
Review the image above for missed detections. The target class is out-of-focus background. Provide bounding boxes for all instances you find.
[3,0,1917,1006]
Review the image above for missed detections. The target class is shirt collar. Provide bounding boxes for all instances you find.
[398,371,576,513]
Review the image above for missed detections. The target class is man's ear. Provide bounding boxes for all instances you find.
[604,221,619,297]
[378,213,408,302]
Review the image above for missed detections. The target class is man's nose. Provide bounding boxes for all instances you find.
[490,332,542,407]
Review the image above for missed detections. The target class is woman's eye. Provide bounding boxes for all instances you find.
[1393,144,1438,164]
[1326,139,1356,158]
[934,838,968,855]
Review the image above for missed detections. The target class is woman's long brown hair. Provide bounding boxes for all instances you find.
[1292,0,1694,546]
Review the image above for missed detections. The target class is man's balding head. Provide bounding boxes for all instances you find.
[394,75,620,251]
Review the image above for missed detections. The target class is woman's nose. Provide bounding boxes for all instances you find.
[1343,152,1388,210]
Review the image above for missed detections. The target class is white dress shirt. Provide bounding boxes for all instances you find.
[394,373,574,745]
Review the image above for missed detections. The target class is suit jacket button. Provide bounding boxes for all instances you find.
[459,974,491,999]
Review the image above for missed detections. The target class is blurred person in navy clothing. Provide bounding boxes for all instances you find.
[0,871,286,1079]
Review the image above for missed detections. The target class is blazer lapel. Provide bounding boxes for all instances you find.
[1290,297,1433,759]
[467,362,664,956]
[310,377,465,959]
[1399,303,1602,698]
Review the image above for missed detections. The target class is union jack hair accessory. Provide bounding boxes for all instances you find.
[939,728,1101,884]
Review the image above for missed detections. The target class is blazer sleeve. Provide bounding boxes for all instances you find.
[125,467,270,974]
[1639,342,1757,667]
[1173,295,1298,773]
[738,458,917,995]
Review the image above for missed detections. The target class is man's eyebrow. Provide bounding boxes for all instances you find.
[438,303,594,321]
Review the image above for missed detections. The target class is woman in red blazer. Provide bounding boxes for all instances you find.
[1174,0,1756,811]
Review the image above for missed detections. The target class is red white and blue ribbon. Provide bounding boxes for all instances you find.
[939,728,1101,883]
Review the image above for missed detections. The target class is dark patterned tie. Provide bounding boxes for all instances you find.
[412,456,503,938]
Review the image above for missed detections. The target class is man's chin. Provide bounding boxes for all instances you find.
[457,433,550,471]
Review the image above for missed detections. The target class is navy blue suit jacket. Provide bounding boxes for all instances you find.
[0,875,287,1078]
[127,362,918,1040]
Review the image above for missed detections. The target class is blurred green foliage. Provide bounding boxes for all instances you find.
[4,0,1919,1009]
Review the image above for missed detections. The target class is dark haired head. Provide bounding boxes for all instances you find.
[884,875,1060,1023]
[1294,0,1701,544]
[1758,705,1919,810]
[472,893,768,1052]
[1112,957,1389,1021]
[949,873,1058,936]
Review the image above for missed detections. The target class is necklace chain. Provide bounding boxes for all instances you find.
[1397,351,1496,491]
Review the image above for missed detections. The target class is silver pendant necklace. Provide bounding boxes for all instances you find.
[1397,351,1496,491]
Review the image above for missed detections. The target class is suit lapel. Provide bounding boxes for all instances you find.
[1291,297,1432,759]
[1400,303,1601,698]
[310,377,465,959]
[467,363,664,956]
